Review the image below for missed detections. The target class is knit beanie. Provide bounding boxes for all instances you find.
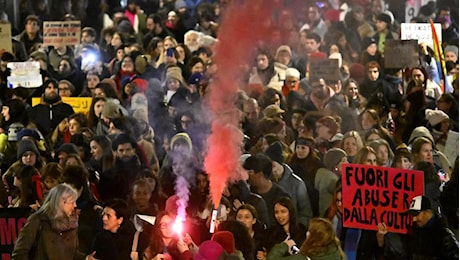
[349,63,365,84]
[265,141,284,165]
[376,13,391,24]
[17,128,41,141]
[275,45,292,59]
[55,143,79,155]
[323,148,347,170]
[101,101,121,119]
[285,68,300,79]
[444,45,458,58]
[17,139,39,158]
[194,240,224,260]
[408,126,435,145]
[7,122,24,142]
[425,109,449,126]
[211,231,236,254]
[170,133,193,153]
[166,67,185,84]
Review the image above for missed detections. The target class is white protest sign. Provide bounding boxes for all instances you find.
[444,130,459,167]
[401,23,442,50]
[7,61,42,88]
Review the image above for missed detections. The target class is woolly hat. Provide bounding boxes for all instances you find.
[188,72,204,85]
[263,104,285,118]
[165,194,179,216]
[265,141,284,165]
[324,9,341,22]
[211,231,235,254]
[165,67,185,84]
[7,122,24,142]
[362,37,377,50]
[175,0,187,9]
[117,20,134,34]
[58,80,75,94]
[3,99,26,120]
[296,137,316,149]
[130,78,148,93]
[17,128,40,141]
[323,148,347,170]
[349,63,365,84]
[444,45,458,58]
[112,133,137,151]
[17,139,39,158]
[425,109,449,126]
[285,68,300,79]
[101,101,121,119]
[170,133,193,152]
[376,13,391,24]
[55,143,79,155]
[194,240,224,260]
[408,126,434,145]
[329,52,342,67]
[275,45,292,58]
[30,50,48,63]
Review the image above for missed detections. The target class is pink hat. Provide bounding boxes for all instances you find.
[194,240,224,260]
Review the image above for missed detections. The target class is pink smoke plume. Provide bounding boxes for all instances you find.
[204,0,292,207]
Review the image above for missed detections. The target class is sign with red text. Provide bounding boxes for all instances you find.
[0,208,32,260]
[43,21,81,46]
[342,164,424,234]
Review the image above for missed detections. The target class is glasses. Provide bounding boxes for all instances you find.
[159,222,172,229]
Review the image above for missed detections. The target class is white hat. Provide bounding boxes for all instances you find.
[285,68,301,79]
[425,109,449,126]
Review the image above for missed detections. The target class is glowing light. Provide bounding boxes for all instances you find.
[173,216,184,235]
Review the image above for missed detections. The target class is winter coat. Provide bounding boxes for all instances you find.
[315,168,339,217]
[27,99,74,136]
[12,211,86,260]
[268,241,342,260]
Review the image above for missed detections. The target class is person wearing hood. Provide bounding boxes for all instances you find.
[26,79,74,137]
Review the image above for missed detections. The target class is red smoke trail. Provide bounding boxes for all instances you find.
[204,0,284,207]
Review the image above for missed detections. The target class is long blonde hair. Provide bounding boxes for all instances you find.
[299,218,345,259]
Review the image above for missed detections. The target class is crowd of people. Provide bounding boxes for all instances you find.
[0,0,459,259]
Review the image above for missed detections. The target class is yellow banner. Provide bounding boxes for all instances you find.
[32,97,92,114]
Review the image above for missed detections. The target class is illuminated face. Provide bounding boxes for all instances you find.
[367,67,379,81]
[43,177,59,193]
[364,152,377,165]
[274,203,290,226]
[256,54,269,70]
[375,20,387,32]
[336,191,342,211]
[102,207,122,233]
[25,20,39,35]
[176,46,185,61]
[236,209,256,231]
[121,57,134,73]
[361,111,377,130]
[132,184,151,211]
[277,50,291,66]
[146,18,154,31]
[243,102,259,123]
[90,140,103,161]
[116,143,135,161]
[22,151,37,166]
[167,78,180,91]
[87,74,100,91]
[191,62,204,74]
[1,106,10,121]
[417,143,433,163]
[367,43,377,56]
[308,6,319,22]
[159,214,174,238]
[167,11,178,25]
[343,137,358,156]
[377,144,389,165]
[445,51,457,62]
[59,60,71,74]
[81,31,94,44]
[296,144,310,159]
[305,39,320,53]
[346,82,359,99]
[291,112,303,130]
[93,100,105,118]
[111,33,122,47]
[58,83,72,97]
[68,118,81,135]
[411,69,425,85]
[61,196,77,217]
[395,156,411,169]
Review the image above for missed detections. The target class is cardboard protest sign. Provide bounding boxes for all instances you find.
[342,164,424,234]
[32,97,92,114]
[309,59,340,83]
[401,23,442,50]
[384,40,419,69]
[43,21,81,46]
[7,62,42,88]
[0,208,32,260]
[0,23,13,55]
[444,130,459,167]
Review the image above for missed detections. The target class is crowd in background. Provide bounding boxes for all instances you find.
[0,0,458,259]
